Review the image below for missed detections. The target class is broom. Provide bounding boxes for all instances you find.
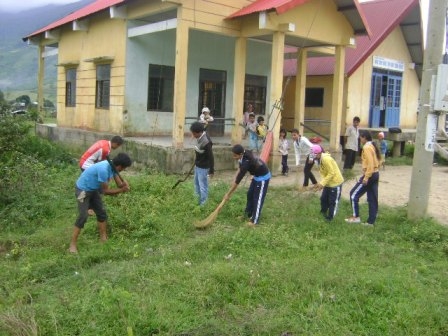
[194,196,228,229]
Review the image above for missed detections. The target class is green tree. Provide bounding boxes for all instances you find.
[44,98,55,108]
[16,94,31,106]
[0,89,10,115]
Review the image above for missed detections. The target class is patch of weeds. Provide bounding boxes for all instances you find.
[0,305,38,336]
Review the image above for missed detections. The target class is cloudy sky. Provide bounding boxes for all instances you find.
[0,0,82,12]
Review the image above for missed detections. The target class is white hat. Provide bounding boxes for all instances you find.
[201,107,210,113]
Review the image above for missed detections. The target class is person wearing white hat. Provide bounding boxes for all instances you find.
[199,107,214,127]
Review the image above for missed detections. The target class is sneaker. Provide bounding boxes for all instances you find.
[361,222,374,227]
[246,221,256,228]
[345,216,361,223]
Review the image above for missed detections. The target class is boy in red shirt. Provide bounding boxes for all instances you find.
[79,135,124,171]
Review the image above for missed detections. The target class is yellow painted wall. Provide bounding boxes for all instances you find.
[52,0,364,136]
[126,0,254,35]
[283,74,337,135]
[240,0,353,47]
[283,26,420,136]
[56,12,127,133]
[347,27,420,129]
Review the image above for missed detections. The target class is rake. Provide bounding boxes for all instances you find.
[172,162,195,189]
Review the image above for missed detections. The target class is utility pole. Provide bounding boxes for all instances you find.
[408,0,447,219]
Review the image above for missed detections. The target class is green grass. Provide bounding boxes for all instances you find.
[1,165,448,335]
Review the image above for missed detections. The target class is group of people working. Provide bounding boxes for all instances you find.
[276,123,381,226]
[69,113,384,253]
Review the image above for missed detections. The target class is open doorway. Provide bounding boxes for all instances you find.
[198,68,226,137]
[369,69,402,127]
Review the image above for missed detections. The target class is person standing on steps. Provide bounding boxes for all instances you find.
[343,116,360,170]
[245,113,259,153]
[242,103,254,139]
[69,153,132,254]
[198,107,214,128]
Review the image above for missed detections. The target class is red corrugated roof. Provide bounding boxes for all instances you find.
[26,0,125,38]
[228,0,311,19]
[284,0,420,77]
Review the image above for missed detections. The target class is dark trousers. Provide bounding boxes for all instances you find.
[74,188,107,228]
[343,149,357,169]
[245,178,270,224]
[303,155,317,186]
[349,172,379,224]
[281,155,289,174]
[320,184,342,220]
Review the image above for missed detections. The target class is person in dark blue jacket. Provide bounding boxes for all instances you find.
[224,145,271,227]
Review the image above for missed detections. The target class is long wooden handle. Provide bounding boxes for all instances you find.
[172,162,195,189]
[106,155,124,184]
[216,197,227,212]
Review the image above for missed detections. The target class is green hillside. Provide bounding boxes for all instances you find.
[0,0,94,103]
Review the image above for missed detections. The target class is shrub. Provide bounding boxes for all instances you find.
[0,116,32,159]
[403,142,415,157]
[0,116,76,218]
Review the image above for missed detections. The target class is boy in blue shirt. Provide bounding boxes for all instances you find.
[69,153,132,253]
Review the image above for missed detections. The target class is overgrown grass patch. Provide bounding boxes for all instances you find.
[1,134,448,334]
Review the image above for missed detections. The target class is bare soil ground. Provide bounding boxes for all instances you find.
[214,164,448,225]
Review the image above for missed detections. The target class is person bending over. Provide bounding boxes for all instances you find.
[69,153,132,253]
[224,145,271,227]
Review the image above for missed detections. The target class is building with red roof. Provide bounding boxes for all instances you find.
[281,0,423,138]
[24,0,373,170]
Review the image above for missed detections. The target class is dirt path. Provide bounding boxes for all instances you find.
[214,164,448,225]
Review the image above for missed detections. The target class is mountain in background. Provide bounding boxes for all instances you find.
[0,0,95,102]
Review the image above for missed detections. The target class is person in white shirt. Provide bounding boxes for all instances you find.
[291,128,317,188]
[278,128,290,176]
[343,116,360,169]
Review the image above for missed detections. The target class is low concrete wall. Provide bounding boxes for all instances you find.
[35,124,235,174]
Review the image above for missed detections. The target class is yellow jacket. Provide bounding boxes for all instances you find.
[361,142,379,181]
[319,153,344,187]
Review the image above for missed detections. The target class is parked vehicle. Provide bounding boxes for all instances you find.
[10,109,27,116]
